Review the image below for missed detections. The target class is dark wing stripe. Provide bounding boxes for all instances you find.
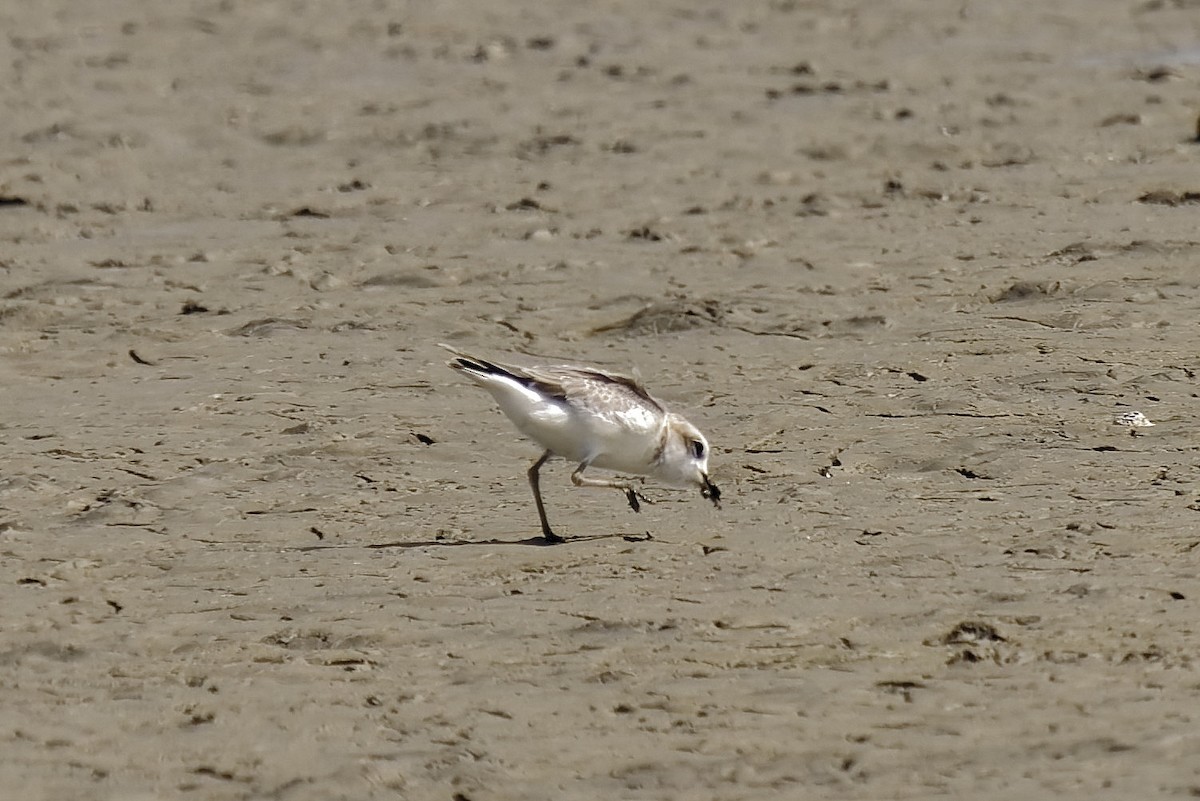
[525,378,569,404]
[449,355,508,376]
[575,369,662,410]
[451,356,568,403]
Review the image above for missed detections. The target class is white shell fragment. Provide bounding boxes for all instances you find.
[1113,411,1155,428]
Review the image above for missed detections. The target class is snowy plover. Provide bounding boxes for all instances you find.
[442,345,720,543]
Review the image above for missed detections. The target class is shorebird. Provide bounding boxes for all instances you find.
[443,345,720,542]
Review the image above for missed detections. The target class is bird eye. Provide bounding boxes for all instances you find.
[690,440,706,459]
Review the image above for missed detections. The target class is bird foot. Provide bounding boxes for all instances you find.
[625,488,653,513]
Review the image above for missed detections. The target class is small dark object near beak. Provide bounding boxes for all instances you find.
[701,477,722,509]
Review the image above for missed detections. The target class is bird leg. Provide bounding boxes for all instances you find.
[571,462,652,513]
[527,450,564,543]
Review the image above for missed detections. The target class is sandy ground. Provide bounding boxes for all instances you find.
[3,1,1200,798]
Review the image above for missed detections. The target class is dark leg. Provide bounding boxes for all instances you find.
[571,463,651,512]
[527,450,564,543]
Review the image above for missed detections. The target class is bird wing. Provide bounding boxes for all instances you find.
[441,344,665,432]
[525,365,666,433]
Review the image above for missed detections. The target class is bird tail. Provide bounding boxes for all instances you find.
[440,343,520,381]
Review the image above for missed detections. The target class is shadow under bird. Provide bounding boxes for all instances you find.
[442,344,720,543]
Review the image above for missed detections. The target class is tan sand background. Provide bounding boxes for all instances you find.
[3,1,1200,798]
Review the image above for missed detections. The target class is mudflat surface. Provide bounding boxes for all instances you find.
[3,1,1200,798]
